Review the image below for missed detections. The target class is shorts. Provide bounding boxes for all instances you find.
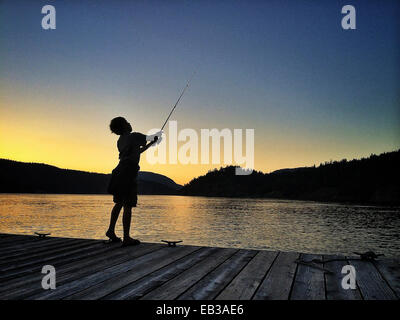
[107,161,139,207]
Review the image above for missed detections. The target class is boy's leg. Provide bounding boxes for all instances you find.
[107,203,123,237]
[122,205,132,240]
[121,205,140,246]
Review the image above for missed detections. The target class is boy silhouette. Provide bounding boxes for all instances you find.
[106,117,159,246]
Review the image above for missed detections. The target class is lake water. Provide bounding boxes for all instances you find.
[0,194,399,258]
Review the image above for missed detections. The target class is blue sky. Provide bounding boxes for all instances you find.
[1,0,399,183]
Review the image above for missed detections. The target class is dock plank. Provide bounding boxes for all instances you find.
[0,242,105,281]
[0,239,95,269]
[0,235,74,249]
[0,242,126,299]
[324,255,362,300]
[0,240,99,270]
[216,250,278,300]
[0,233,16,238]
[0,233,37,241]
[253,251,299,300]
[177,249,258,300]
[3,243,162,300]
[0,238,86,260]
[102,247,220,300]
[0,235,53,247]
[140,248,238,300]
[65,245,201,300]
[350,258,397,300]
[290,254,325,300]
[28,245,192,299]
[373,259,400,299]
[52,244,162,285]
[0,234,398,300]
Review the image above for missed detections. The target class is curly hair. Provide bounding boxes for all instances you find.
[109,117,129,135]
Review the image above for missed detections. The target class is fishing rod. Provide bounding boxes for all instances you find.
[160,72,196,131]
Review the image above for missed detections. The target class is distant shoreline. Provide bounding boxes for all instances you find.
[1,149,399,206]
[0,158,181,195]
[180,150,400,207]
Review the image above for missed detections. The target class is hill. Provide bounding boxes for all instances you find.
[181,150,400,205]
[0,159,181,195]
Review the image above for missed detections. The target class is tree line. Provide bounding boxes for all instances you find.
[181,150,400,205]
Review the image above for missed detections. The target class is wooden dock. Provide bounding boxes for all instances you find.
[0,233,399,300]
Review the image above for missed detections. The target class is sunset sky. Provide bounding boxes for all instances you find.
[1,0,399,184]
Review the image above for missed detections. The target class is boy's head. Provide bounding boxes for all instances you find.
[109,117,132,135]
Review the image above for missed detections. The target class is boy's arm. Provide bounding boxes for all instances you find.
[139,136,158,154]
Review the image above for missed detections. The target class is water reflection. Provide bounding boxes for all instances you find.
[0,194,399,258]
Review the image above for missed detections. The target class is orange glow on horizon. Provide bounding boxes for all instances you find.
[1,91,399,185]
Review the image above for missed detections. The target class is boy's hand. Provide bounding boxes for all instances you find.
[153,134,162,145]
[146,130,163,142]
